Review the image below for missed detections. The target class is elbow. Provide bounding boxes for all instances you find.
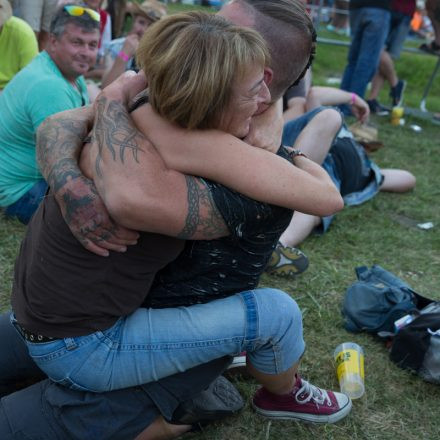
[333,192,345,213]
[318,187,344,217]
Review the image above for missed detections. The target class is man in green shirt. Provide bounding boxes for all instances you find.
[0,3,100,223]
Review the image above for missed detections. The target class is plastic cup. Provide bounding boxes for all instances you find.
[390,106,404,125]
[334,342,365,399]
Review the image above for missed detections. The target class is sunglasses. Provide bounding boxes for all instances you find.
[64,5,100,22]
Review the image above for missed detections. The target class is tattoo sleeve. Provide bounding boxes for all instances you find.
[93,96,146,178]
[178,176,229,240]
[36,107,93,192]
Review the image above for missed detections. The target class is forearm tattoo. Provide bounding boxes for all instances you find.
[37,115,91,191]
[178,176,228,240]
[93,96,145,178]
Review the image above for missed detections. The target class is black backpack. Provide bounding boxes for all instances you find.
[390,302,440,384]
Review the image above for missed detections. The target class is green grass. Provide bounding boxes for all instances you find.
[314,29,440,113]
[1,9,440,440]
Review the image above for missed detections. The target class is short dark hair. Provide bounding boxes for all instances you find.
[240,0,316,99]
[50,2,100,37]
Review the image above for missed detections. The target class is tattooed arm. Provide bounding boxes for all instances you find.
[89,94,229,238]
[91,72,342,234]
[36,106,139,256]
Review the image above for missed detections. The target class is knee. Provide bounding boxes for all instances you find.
[315,108,343,134]
[255,288,302,333]
[405,171,417,191]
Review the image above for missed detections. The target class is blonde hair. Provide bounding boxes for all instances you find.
[136,11,269,129]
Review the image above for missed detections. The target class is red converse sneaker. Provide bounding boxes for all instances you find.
[252,375,352,424]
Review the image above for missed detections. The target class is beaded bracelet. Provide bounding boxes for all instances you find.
[351,92,356,105]
[118,50,130,62]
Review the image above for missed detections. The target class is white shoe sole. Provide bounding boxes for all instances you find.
[252,397,352,424]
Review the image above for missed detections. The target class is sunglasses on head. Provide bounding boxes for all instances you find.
[64,5,100,22]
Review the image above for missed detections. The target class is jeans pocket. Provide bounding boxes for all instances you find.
[51,375,97,392]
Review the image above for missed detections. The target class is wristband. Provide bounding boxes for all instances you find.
[288,148,307,161]
[351,92,356,105]
[117,50,130,62]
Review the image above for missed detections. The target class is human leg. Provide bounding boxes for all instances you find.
[279,212,322,248]
[292,108,342,164]
[282,107,342,165]
[426,0,440,45]
[22,289,305,392]
[283,97,307,122]
[369,51,395,101]
[341,8,390,98]
[379,169,416,193]
[0,357,239,439]
[3,179,48,224]
[0,312,44,398]
[340,7,364,93]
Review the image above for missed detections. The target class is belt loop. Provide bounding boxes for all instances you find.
[64,337,77,351]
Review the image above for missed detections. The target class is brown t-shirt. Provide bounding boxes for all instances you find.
[11,193,184,338]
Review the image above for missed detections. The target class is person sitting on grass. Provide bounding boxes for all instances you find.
[101,0,167,88]
[0,2,99,224]
[278,88,416,249]
[0,0,38,92]
[263,84,370,277]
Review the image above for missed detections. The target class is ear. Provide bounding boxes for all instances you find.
[263,67,273,87]
[47,33,57,49]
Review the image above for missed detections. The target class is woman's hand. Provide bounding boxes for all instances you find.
[350,93,370,124]
[243,100,283,152]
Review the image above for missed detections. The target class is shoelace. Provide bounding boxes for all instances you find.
[294,379,331,407]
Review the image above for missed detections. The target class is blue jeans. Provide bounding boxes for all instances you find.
[4,179,47,224]
[340,7,391,98]
[16,288,304,392]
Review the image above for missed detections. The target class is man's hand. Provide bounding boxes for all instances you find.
[98,70,147,109]
[54,173,138,257]
[243,100,283,152]
[37,105,139,256]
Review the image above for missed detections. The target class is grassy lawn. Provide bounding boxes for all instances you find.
[1,6,440,440]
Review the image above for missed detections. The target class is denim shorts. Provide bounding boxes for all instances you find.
[16,288,304,392]
[319,134,382,233]
[386,12,411,59]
